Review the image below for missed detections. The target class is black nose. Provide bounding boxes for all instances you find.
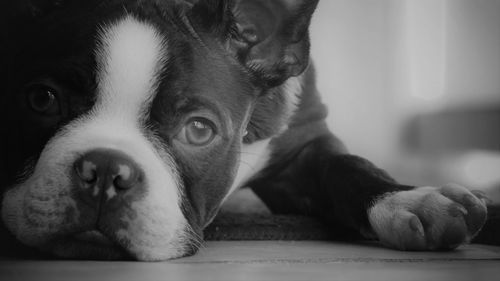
[73,149,143,195]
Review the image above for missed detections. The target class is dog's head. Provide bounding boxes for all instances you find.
[0,0,318,260]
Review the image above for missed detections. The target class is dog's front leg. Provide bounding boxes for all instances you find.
[249,134,487,250]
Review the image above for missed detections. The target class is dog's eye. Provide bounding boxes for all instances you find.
[26,85,61,115]
[178,118,216,146]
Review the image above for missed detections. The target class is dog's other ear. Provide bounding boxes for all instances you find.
[232,0,319,88]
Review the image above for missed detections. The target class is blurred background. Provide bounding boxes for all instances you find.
[309,0,500,196]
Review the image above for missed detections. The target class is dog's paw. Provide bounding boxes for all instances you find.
[368,184,487,250]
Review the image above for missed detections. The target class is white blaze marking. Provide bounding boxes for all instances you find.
[95,15,167,123]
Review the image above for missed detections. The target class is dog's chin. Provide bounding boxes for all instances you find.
[43,231,133,260]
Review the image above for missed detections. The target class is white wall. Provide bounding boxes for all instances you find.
[309,0,500,186]
[310,0,402,167]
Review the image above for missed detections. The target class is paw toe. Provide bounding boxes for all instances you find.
[399,212,427,250]
[447,202,467,218]
[440,184,487,236]
[376,210,427,250]
[439,218,467,250]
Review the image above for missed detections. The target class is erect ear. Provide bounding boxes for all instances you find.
[232,0,319,88]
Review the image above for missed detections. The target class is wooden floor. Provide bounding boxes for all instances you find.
[1,241,500,281]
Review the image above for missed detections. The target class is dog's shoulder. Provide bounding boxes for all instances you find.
[245,63,337,157]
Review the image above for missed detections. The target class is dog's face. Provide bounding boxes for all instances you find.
[0,0,318,260]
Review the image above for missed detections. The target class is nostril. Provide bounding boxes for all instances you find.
[75,159,98,184]
[113,164,141,190]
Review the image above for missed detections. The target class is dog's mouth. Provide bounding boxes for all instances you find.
[45,230,132,260]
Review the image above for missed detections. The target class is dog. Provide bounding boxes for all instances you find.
[0,0,489,261]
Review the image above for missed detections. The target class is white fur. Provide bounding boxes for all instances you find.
[1,15,188,260]
[94,15,167,122]
[281,74,303,123]
[224,139,272,203]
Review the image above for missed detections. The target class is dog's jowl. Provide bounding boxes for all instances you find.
[0,0,490,260]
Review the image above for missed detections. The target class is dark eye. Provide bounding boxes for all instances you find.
[26,84,61,116]
[178,118,217,146]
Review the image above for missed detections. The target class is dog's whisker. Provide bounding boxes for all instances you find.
[227,149,263,157]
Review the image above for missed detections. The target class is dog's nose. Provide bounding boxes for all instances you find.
[73,149,143,195]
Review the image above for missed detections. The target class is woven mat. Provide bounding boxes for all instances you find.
[204,211,500,245]
[204,189,336,241]
[204,212,333,241]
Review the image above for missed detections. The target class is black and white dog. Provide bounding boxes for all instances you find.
[0,0,489,261]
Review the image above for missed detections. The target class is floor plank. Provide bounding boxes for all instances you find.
[1,241,499,281]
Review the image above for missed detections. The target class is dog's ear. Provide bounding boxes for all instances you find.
[232,0,319,88]
[189,0,319,88]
